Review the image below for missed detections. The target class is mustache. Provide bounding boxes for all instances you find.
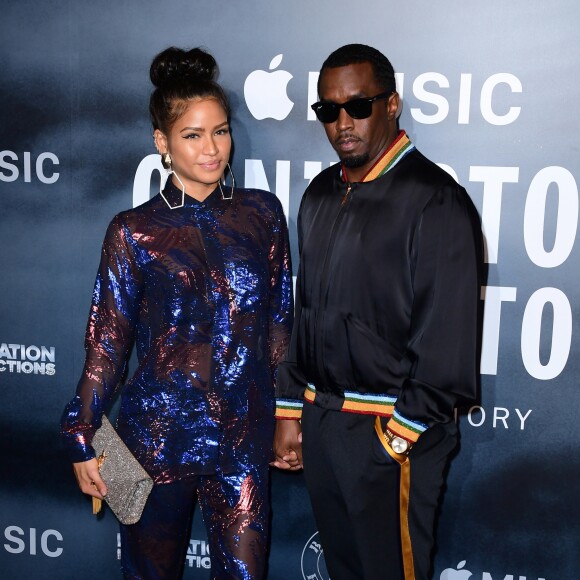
[334,132,362,145]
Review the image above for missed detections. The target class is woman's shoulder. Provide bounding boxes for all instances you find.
[101,195,165,239]
[234,187,284,213]
[116,194,165,221]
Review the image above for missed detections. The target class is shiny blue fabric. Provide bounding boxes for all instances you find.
[61,181,293,483]
[120,466,270,580]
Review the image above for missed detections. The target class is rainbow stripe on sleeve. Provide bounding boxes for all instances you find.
[275,398,303,420]
[386,409,428,443]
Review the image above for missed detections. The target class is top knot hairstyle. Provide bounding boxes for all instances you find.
[318,43,397,95]
[149,46,230,134]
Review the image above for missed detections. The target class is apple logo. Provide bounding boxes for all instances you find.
[440,560,472,580]
[244,54,294,120]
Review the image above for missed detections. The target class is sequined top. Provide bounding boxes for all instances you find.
[61,181,293,484]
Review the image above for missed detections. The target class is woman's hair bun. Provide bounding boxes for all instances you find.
[150,47,218,88]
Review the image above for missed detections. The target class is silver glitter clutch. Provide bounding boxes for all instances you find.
[91,415,154,525]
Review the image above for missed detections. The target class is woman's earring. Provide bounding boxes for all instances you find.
[159,152,185,210]
[161,152,172,169]
[219,163,235,201]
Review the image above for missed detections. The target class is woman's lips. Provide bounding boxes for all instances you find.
[200,161,221,171]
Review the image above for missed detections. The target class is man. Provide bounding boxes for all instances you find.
[272,44,483,580]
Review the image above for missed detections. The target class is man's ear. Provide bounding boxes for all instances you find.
[386,92,400,121]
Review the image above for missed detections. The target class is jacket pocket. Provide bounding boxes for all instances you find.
[344,314,406,391]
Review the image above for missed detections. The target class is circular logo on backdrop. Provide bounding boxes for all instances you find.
[301,531,330,580]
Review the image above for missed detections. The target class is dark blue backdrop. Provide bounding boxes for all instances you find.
[1,2,578,579]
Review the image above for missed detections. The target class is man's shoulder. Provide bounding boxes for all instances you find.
[393,149,476,211]
[301,164,341,208]
[308,163,341,190]
[400,149,459,189]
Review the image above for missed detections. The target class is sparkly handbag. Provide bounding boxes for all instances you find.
[91,415,154,525]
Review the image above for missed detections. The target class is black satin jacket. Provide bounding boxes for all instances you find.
[276,149,483,440]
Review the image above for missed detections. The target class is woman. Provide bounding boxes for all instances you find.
[61,46,293,579]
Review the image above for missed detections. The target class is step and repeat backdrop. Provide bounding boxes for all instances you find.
[1,1,578,579]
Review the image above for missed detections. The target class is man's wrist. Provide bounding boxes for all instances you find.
[384,428,413,455]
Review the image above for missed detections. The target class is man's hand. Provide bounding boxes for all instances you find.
[271,419,303,471]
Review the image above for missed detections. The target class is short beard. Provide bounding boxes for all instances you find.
[340,153,369,168]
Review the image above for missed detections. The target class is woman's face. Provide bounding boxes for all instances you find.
[155,98,231,200]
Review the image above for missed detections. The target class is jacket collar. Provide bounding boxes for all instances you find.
[341,130,415,183]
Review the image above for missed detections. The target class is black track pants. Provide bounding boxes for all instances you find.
[301,402,457,580]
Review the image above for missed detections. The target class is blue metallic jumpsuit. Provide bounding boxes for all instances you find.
[61,180,293,578]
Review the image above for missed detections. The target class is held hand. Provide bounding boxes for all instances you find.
[73,458,107,499]
[271,419,303,471]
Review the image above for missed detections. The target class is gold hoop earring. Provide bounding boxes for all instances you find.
[219,163,235,201]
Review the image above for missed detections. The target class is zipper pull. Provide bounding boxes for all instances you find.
[341,182,352,206]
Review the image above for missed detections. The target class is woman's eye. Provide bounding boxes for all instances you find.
[216,128,230,136]
[184,133,199,139]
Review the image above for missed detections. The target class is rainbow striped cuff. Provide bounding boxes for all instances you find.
[275,398,303,420]
[342,390,396,416]
[304,383,316,404]
[387,409,428,443]
[306,383,396,417]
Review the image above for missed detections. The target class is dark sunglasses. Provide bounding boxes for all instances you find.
[311,91,393,123]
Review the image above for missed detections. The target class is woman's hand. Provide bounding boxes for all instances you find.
[271,419,303,471]
[72,458,107,499]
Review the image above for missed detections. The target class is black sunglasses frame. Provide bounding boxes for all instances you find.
[311,91,394,123]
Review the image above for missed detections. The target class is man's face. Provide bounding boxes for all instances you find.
[318,61,399,182]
